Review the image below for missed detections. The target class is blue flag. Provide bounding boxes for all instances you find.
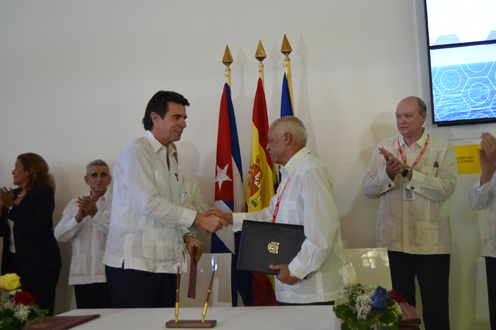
[281,73,293,117]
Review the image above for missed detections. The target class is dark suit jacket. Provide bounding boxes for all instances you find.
[1,185,62,276]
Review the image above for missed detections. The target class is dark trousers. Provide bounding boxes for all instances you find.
[388,251,450,330]
[486,257,496,330]
[74,283,113,309]
[105,265,177,308]
[3,251,60,316]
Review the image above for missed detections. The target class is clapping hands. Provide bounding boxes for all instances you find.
[378,147,405,180]
[0,187,15,209]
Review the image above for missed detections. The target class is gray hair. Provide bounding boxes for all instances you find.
[273,116,307,145]
[86,159,110,178]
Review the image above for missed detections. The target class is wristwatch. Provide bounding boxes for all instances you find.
[401,166,411,177]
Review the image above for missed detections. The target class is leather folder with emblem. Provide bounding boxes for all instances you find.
[237,220,306,275]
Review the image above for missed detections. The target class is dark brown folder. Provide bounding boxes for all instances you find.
[28,314,100,330]
[188,245,197,298]
[237,220,306,275]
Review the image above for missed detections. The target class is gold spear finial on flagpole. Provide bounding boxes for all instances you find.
[223,45,234,89]
[281,34,294,111]
[255,40,267,89]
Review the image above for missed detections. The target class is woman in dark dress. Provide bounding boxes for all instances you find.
[0,153,62,316]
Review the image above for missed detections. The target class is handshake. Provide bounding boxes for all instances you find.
[192,208,234,234]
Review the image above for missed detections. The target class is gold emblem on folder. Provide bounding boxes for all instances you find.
[267,242,279,254]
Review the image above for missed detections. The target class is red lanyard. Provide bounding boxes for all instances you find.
[397,134,429,170]
[272,177,290,223]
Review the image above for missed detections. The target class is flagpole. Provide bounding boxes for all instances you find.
[281,34,294,111]
[223,45,233,89]
[255,40,267,90]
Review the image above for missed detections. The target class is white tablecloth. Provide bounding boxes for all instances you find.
[60,306,341,330]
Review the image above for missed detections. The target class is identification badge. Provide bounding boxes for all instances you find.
[403,183,415,200]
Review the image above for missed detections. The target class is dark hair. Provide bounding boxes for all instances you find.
[86,159,110,178]
[17,153,55,191]
[142,91,190,131]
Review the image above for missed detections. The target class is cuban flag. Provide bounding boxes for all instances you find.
[212,83,251,306]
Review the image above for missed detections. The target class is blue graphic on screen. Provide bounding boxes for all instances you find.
[431,45,496,122]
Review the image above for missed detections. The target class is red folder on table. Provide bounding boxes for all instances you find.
[399,302,421,329]
[28,314,100,330]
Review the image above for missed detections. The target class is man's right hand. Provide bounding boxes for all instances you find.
[193,212,230,234]
[75,206,87,223]
[204,208,233,224]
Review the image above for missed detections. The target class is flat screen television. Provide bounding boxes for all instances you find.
[424,0,496,126]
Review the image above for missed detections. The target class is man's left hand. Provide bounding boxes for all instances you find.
[270,264,299,285]
[481,132,496,166]
[185,236,204,263]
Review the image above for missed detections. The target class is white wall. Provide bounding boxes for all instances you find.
[0,1,493,328]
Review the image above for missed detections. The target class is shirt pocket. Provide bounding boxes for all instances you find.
[280,201,299,224]
[421,165,437,176]
[71,255,87,276]
[142,226,178,263]
[415,221,439,246]
[182,193,194,206]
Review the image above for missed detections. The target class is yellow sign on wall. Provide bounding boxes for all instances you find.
[454,145,481,175]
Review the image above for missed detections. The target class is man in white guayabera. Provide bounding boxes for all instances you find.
[55,159,113,308]
[363,96,458,330]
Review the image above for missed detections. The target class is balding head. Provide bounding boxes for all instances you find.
[400,96,426,116]
[266,116,307,166]
[396,96,427,145]
[272,116,307,146]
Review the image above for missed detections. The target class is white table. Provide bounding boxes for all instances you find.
[60,306,342,329]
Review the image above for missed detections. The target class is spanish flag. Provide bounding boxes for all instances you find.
[246,77,278,306]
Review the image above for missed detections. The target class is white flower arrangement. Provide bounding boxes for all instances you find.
[333,265,404,330]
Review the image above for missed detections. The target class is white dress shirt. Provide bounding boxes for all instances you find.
[363,130,458,255]
[180,175,209,239]
[54,191,111,285]
[232,147,344,304]
[467,174,496,258]
[103,131,196,273]
[180,175,209,213]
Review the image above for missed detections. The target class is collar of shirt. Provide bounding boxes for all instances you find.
[280,146,311,179]
[170,147,178,159]
[87,189,111,203]
[397,128,428,150]
[144,130,170,154]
